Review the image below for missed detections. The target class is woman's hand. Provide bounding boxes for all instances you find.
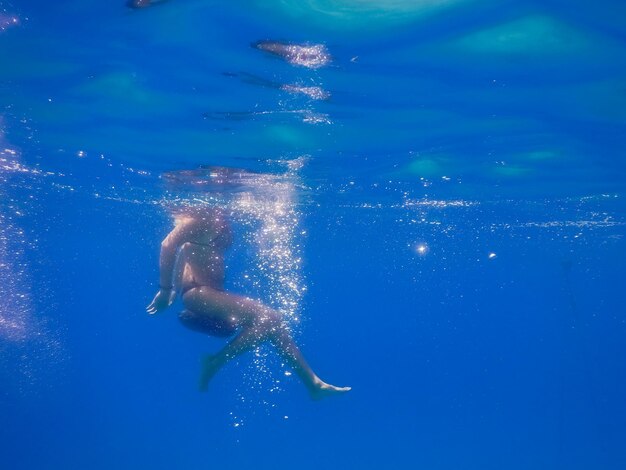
[146,288,176,314]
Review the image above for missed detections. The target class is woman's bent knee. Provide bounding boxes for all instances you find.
[178,309,237,338]
[183,286,280,328]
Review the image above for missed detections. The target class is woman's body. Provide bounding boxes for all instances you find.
[147,208,350,399]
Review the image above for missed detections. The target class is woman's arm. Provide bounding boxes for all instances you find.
[159,222,187,289]
[147,218,196,314]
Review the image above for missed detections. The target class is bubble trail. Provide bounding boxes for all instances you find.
[0,142,30,342]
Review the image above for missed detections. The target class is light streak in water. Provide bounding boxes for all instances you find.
[302,111,332,125]
[0,12,19,33]
[229,161,307,328]
[203,108,332,125]
[0,125,63,392]
[280,84,331,100]
[0,145,30,342]
[223,164,307,415]
[403,198,478,209]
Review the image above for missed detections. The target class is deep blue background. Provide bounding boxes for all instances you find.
[1,1,625,469]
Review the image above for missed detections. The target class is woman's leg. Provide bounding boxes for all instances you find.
[267,326,351,399]
[183,286,350,397]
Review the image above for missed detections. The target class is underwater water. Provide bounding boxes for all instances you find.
[1,0,626,468]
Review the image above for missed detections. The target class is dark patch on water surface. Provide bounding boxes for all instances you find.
[222,71,331,100]
[126,0,169,9]
[252,40,332,69]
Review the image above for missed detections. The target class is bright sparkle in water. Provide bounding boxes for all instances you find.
[415,243,429,255]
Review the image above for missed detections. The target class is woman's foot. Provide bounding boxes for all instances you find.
[309,380,351,400]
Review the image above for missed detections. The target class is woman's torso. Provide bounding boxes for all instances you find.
[178,213,232,292]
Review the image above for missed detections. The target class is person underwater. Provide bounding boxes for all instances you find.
[147,168,351,399]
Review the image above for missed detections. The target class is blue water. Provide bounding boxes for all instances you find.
[1,1,625,468]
